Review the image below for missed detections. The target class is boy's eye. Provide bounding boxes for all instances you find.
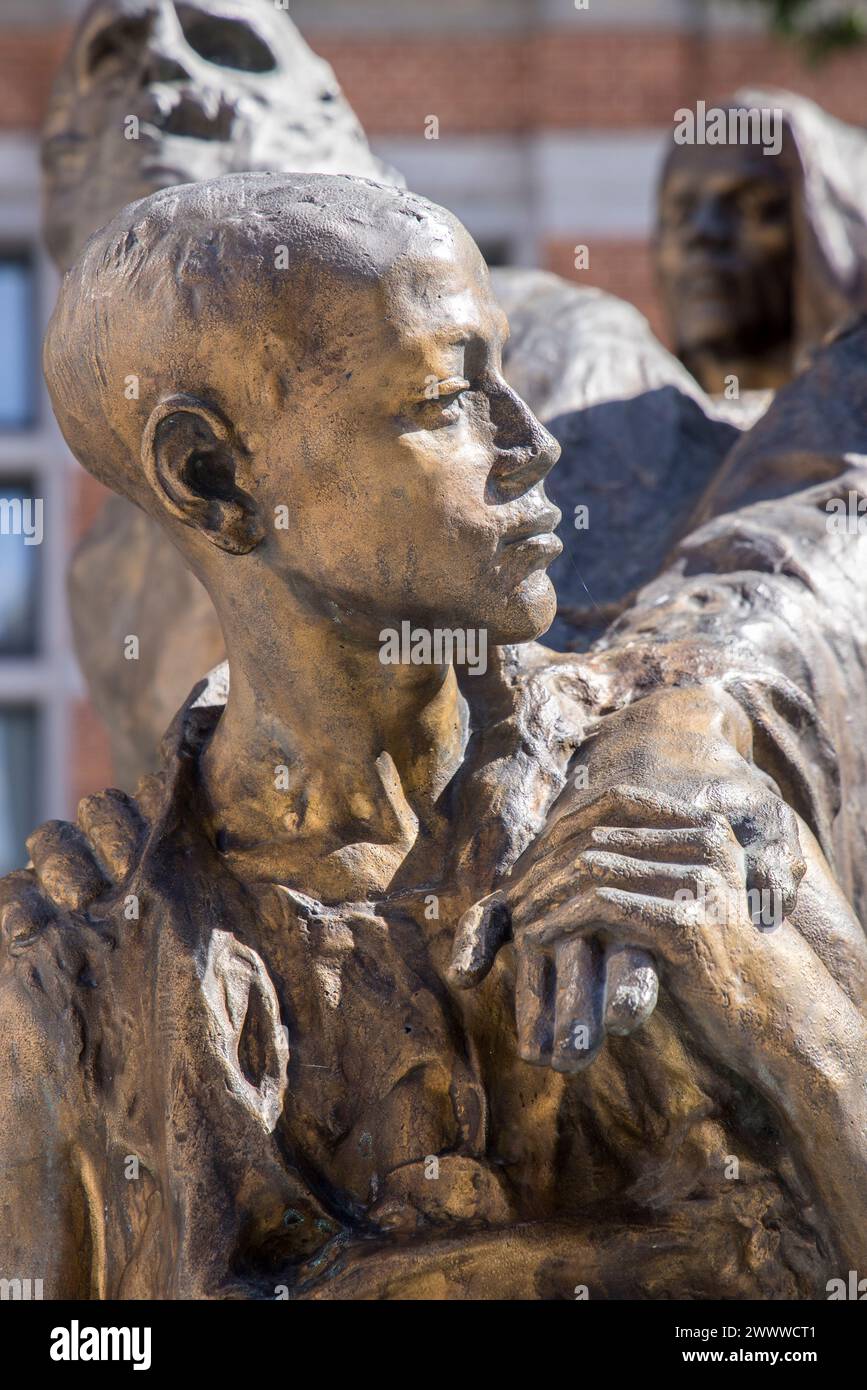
[416,377,471,424]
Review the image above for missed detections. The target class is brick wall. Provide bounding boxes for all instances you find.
[4,27,867,134]
[0,29,69,128]
[71,697,114,808]
[309,31,867,134]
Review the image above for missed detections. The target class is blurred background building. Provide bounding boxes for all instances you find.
[0,0,865,870]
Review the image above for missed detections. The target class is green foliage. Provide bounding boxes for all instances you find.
[724,0,867,57]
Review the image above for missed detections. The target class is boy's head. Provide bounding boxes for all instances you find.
[45,172,561,645]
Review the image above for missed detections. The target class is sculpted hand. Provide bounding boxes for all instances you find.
[0,789,147,948]
[449,685,807,1072]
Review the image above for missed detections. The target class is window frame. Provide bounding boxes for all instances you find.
[0,135,73,856]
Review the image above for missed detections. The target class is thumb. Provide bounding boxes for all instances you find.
[448,893,512,989]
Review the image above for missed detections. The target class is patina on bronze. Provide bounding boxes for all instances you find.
[1,174,864,1300]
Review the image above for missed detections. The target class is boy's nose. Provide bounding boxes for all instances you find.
[489,384,561,493]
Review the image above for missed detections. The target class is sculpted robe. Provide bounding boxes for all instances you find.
[0,648,843,1301]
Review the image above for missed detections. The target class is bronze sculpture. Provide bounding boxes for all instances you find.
[46,0,751,785]
[1,174,864,1299]
[656,88,867,395]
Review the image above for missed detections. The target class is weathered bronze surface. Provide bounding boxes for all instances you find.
[1,174,864,1299]
[656,88,867,394]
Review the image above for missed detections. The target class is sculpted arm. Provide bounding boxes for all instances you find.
[451,340,867,1266]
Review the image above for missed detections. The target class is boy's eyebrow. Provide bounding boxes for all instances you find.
[432,327,474,347]
[398,313,508,363]
[434,317,509,349]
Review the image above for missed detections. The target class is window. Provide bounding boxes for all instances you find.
[0,255,35,429]
[0,475,41,655]
[0,175,72,874]
[0,705,38,875]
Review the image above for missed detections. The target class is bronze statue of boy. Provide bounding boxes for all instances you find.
[1,173,864,1299]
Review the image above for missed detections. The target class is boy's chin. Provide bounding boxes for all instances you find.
[491,572,558,646]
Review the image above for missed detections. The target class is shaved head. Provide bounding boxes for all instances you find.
[44,172,459,509]
[45,166,558,660]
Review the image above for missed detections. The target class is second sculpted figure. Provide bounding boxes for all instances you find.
[656,88,867,394]
[1,174,864,1299]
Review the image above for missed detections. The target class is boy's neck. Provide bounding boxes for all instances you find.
[199,569,468,898]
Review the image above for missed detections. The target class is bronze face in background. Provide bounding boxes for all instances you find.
[656,89,867,394]
[657,136,795,392]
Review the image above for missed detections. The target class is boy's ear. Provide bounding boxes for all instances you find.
[141,394,265,555]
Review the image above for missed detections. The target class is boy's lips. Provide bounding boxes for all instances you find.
[505,532,563,562]
[499,506,562,549]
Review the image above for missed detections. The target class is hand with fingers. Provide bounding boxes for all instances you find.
[449,684,808,1074]
[0,789,148,950]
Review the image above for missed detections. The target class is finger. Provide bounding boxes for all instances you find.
[0,870,56,952]
[582,824,732,865]
[739,811,800,928]
[509,817,738,926]
[448,894,511,989]
[581,850,737,901]
[603,944,659,1035]
[552,935,605,1073]
[77,789,145,882]
[731,798,805,922]
[536,785,719,858]
[527,885,695,964]
[513,853,717,934]
[26,820,109,912]
[515,938,554,1064]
